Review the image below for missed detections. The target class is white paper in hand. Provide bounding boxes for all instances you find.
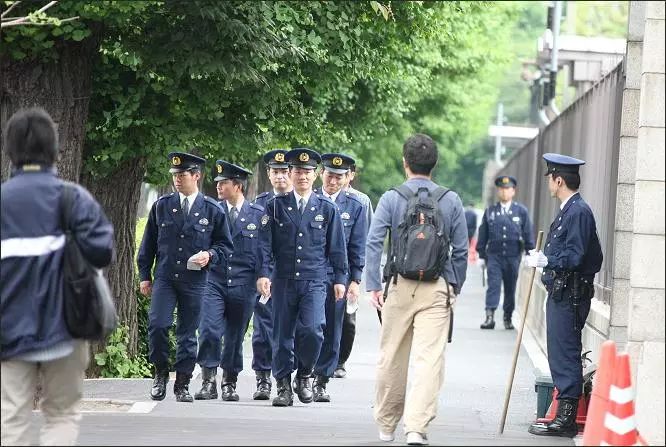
[346,297,359,314]
[187,252,203,271]
[259,294,270,305]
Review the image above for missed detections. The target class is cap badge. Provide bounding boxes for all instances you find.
[332,157,343,167]
[314,214,324,222]
[217,164,223,174]
[502,177,509,184]
[299,153,310,162]
[247,223,257,230]
[172,156,181,166]
[199,218,209,225]
[275,153,285,162]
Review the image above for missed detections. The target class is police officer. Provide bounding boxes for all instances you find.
[477,176,535,330]
[256,148,348,407]
[304,153,367,402]
[194,161,264,401]
[138,152,233,402]
[527,153,603,438]
[250,149,293,400]
[334,161,374,379]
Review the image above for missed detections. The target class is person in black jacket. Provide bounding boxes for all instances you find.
[1,107,115,445]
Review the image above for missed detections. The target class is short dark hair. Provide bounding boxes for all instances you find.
[403,133,438,175]
[3,107,58,167]
[232,177,247,193]
[555,172,580,190]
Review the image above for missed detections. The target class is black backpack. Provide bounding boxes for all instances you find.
[383,185,451,284]
[59,183,118,340]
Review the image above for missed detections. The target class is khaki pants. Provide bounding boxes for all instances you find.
[374,277,454,435]
[1,341,89,446]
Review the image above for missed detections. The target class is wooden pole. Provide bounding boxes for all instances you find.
[498,230,545,434]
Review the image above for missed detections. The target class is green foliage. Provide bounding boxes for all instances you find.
[94,325,152,378]
[565,1,628,38]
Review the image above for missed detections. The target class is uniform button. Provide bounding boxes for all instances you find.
[296,272,300,276]
[250,234,253,238]
[547,243,550,247]
[161,223,165,227]
[178,247,183,251]
[503,235,506,238]
[229,254,233,258]
[503,226,506,230]
[297,259,301,263]
[177,261,181,264]
[318,225,322,229]
[299,233,303,237]
[228,267,232,270]
[298,246,302,250]
[228,279,232,283]
[279,223,284,227]
[180,234,184,238]
[174,273,179,278]
[502,243,506,246]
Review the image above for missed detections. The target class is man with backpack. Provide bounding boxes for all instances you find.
[365,134,468,446]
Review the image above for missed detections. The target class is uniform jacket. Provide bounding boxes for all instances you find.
[1,167,114,359]
[315,188,367,282]
[477,201,535,259]
[258,191,348,284]
[137,192,233,284]
[542,192,603,287]
[347,185,374,234]
[209,200,264,287]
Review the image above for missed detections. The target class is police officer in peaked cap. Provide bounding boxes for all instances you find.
[138,151,233,403]
[527,153,603,438]
[256,148,348,407]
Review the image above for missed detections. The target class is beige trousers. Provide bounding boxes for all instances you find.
[1,341,89,446]
[374,277,454,435]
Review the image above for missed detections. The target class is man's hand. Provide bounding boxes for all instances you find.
[192,250,211,267]
[257,277,271,298]
[369,290,384,310]
[334,284,346,301]
[140,280,152,297]
[525,250,548,268]
[346,281,360,303]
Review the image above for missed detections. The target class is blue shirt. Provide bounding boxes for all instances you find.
[258,191,349,284]
[365,178,468,295]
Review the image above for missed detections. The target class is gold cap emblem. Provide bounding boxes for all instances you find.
[275,153,285,162]
[172,156,181,166]
[217,164,223,174]
[332,157,343,167]
[299,153,309,162]
[502,177,509,184]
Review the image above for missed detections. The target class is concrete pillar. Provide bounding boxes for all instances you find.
[626,2,665,445]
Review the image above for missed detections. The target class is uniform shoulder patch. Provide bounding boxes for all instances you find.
[157,193,174,202]
[250,202,265,212]
[255,191,269,199]
[346,193,363,206]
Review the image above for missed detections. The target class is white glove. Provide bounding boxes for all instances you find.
[524,250,548,268]
[476,258,485,267]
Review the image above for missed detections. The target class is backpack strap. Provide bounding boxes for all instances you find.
[391,184,414,201]
[59,182,76,234]
[431,186,450,203]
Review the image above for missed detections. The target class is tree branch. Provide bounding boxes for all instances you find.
[1,1,22,20]
[1,1,78,29]
[1,15,78,27]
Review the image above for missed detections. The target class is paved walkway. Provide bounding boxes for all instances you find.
[65,263,572,445]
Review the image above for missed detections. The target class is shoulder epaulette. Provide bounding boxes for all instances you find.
[255,191,270,199]
[344,191,363,205]
[157,192,175,202]
[250,202,265,212]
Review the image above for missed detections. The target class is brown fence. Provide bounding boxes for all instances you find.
[497,61,624,300]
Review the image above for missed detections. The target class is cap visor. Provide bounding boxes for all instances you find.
[290,164,316,169]
[268,163,290,169]
[170,167,187,173]
[324,166,348,175]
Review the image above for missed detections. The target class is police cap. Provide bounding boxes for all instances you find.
[321,153,355,175]
[495,175,517,188]
[263,149,289,169]
[543,153,585,176]
[168,152,206,174]
[213,160,252,182]
[285,148,321,170]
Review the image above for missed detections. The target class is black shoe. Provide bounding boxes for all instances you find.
[333,364,347,378]
[220,370,239,401]
[272,376,294,407]
[174,372,194,403]
[253,371,272,400]
[528,398,579,438]
[480,309,495,329]
[313,375,330,403]
[150,367,169,401]
[194,367,218,400]
[503,316,515,330]
[293,375,313,403]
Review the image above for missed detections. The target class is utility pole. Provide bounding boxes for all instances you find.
[494,102,505,167]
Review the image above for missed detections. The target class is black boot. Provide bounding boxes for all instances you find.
[313,375,330,403]
[150,366,169,401]
[174,372,194,403]
[272,376,294,407]
[480,309,495,329]
[253,371,272,400]
[528,398,579,438]
[220,370,239,401]
[504,313,515,330]
[293,374,313,404]
[194,367,218,400]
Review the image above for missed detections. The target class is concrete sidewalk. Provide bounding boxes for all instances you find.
[69,263,571,445]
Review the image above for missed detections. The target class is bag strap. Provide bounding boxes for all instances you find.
[391,184,414,201]
[431,186,450,203]
[59,182,75,235]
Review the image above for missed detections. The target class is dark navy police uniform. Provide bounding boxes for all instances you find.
[257,148,348,406]
[195,161,262,400]
[137,152,233,402]
[529,153,603,438]
[477,176,535,327]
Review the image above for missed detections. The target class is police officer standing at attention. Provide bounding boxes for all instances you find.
[527,153,603,438]
[195,160,264,401]
[307,153,367,402]
[250,149,293,400]
[138,152,233,403]
[477,176,535,330]
[257,148,348,407]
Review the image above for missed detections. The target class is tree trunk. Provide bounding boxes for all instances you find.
[81,158,146,361]
[1,35,100,182]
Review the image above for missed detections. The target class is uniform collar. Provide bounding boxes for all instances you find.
[321,188,342,203]
[293,190,312,206]
[178,191,199,206]
[227,198,245,213]
[560,192,579,210]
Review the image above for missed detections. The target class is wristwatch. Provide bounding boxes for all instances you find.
[206,250,215,260]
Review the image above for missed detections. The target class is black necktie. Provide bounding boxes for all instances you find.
[182,197,190,216]
[298,198,306,214]
[230,206,239,225]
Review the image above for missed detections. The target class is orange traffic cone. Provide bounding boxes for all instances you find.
[583,340,617,445]
[602,353,639,446]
